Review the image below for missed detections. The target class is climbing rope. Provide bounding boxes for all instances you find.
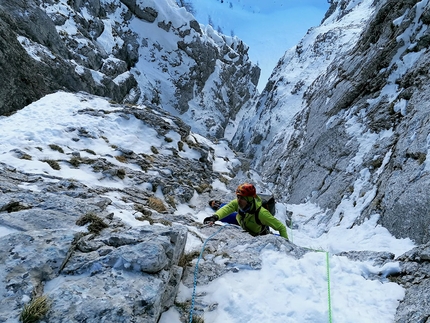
[189,218,333,323]
[326,251,333,323]
[188,225,230,323]
[303,247,333,323]
[290,218,333,323]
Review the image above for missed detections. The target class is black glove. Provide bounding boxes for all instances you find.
[203,215,219,224]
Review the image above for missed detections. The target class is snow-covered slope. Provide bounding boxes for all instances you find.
[232,0,377,164]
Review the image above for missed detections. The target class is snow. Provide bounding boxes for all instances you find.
[2,0,418,322]
[189,0,329,92]
[229,0,379,166]
[0,91,415,323]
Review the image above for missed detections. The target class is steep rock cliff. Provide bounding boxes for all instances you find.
[235,0,430,246]
[0,0,259,138]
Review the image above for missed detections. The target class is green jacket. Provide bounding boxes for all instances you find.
[215,196,288,239]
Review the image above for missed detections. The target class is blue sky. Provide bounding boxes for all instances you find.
[190,0,330,91]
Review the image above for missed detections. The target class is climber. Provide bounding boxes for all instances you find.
[204,183,289,239]
[208,200,239,225]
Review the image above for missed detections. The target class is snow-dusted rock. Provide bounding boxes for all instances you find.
[0,98,220,322]
[0,223,187,323]
[393,243,430,322]
[235,0,430,247]
[0,0,259,138]
[232,0,377,163]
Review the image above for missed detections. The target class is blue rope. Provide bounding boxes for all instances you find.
[188,225,229,323]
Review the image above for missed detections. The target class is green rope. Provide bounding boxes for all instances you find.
[190,217,334,323]
[326,251,333,323]
[290,216,333,323]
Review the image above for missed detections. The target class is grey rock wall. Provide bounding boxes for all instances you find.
[0,0,138,116]
[0,0,259,139]
[392,243,430,322]
[253,0,430,246]
[231,0,371,164]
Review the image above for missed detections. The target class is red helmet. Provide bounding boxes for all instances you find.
[236,183,257,197]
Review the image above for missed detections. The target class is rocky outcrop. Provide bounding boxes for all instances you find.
[133,8,260,138]
[391,243,430,322]
[0,94,224,322]
[244,0,430,246]
[0,0,138,116]
[120,0,158,22]
[0,0,259,138]
[0,220,187,323]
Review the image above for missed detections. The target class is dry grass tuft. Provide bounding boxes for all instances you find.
[135,213,154,224]
[115,155,128,163]
[148,196,167,212]
[41,159,60,170]
[150,146,159,154]
[178,251,200,268]
[76,212,108,234]
[192,315,205,323]
[19,295,50,323]
[195,183,211,194]
[116,168,126,179]
[48,144,64,153]
[82,148,96,155]
[20,153,32,160]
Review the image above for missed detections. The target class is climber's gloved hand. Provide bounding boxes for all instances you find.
[203,215,219,225]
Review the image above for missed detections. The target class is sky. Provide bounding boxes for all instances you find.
[189,0,330,91]
[0,92,416,323]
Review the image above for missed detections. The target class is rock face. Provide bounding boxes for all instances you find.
[0,0,138,116]
[236,0,430,246]
[0,95,222,322]
[393,243,430,322]
[0,222,187,323]
[232,0,376,162]
[0,0,259,138]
